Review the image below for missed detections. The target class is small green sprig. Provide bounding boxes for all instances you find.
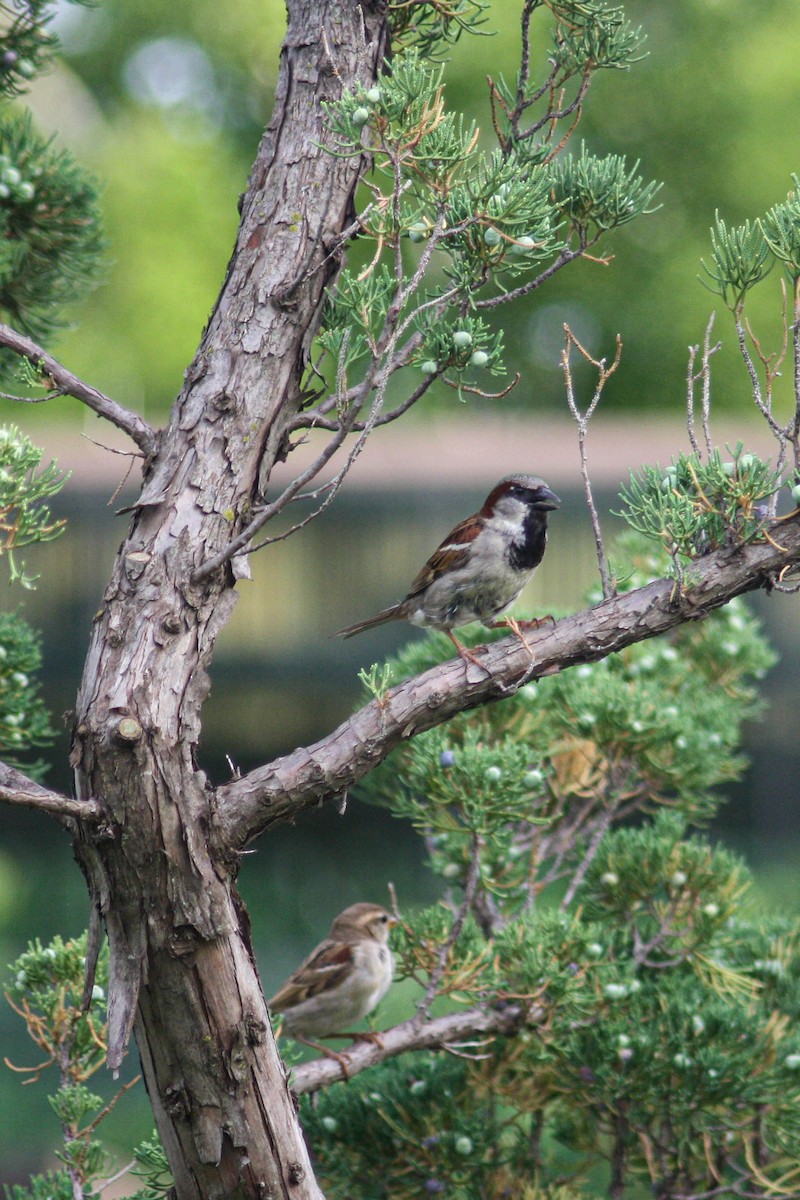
[0,113,105,348]
[700,211,773,308]
[131,1134,173,1200]
[548,143,662,234]
[0,610,56,767]
[393,718,549,839]
[357,661,395,701]
[0,424,68,586]
[443,148,561,275]
[0,1,59,101]
[617,447,780,561]
[550,3,646,73]
[7,934,109,1082]
[415,314,505,382]
[318,266,398,371]
[388,0,492,57]
[761,175,800,281]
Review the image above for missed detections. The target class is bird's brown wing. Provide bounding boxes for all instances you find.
[268,939,355,1011]
[405,513,484,598]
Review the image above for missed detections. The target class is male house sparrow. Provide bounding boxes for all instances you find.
[268,903,397,1055]
[338,474,560,665]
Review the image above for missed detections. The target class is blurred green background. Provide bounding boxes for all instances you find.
[2,0,800,1185]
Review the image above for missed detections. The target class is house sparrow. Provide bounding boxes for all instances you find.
[268,903,397,1056]
[337,474,560,665]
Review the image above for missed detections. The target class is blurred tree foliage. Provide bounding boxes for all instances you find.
[17,0,800,423]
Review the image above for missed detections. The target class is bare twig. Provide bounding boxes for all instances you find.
[474,243,592,310]
[561,323,621,599]
[0,323,157,456]
[734,302,786,443]
[415,834,483,1024]
[686,313,722,458]
[560,796,616,910]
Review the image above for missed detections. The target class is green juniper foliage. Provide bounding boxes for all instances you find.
[0,423,68,585]
[309,1,660,409]
[0,425,66,772]
[0,609,56,767]
[4,935,167,1200]
[304,539,799,1200]
[618,447,782,564]
[700,212,773,309]
[388,0,492,58]
[761,176,800,281]
[0,113,104,345]
[0,2,103,358]
[0,1,63,99]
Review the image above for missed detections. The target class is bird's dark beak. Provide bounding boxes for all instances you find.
[538,486,560,511]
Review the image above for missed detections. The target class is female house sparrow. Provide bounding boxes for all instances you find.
[338,474,560,664]
[268,903,397,1055]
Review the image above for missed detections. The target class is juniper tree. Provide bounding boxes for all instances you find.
[3,3,800,1200]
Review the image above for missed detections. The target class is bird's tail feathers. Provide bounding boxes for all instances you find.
[336,605,402,639]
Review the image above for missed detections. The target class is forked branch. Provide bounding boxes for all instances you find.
[561,323,621,599]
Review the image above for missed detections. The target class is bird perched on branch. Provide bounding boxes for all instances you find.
[268,903,397,1063]
[337,474,560,667]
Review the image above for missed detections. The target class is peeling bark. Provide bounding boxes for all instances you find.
[66,3,390,1196]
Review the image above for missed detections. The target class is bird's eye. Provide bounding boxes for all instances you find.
[379,914,389,923]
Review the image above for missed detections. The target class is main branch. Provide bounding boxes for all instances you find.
[215,513,800,849]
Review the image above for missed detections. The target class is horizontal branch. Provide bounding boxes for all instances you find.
[0,759,102,821]
[289,1002,526,1094]
[214,513,800,850]
[0,323,157,457]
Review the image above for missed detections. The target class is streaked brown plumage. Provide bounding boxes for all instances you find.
[268,902,397,1040]
[337,474,560,664]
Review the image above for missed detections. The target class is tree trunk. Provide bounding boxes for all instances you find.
[68,2,390,1195]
